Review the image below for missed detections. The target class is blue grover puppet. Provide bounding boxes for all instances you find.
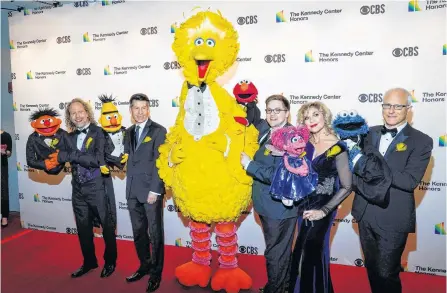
[332,110,369,171]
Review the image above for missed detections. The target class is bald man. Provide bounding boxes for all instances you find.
[351,88,433,293]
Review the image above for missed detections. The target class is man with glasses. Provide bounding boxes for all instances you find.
[240,95,314,293]
[351,88,433,293]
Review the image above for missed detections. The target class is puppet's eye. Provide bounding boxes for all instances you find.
[194,38,204,46]
[48,118,53,123]
[339,111,349,118]
[113,114,118,118]
[106,115,111,120]
[238,81,244,85]
[40,119,45,124]
[291,137,298,143]
[206,39,215,47]
[349,110,358,117]
[245,80,251,84]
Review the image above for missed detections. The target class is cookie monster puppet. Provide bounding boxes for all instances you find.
[332,109,393,208]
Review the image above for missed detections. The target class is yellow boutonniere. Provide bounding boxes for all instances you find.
[49,138,59,149]
[85,137,93,150]
[264,148,271,156]
[143,136,152,143]
[396,142,407,152]
[326,145,341,158]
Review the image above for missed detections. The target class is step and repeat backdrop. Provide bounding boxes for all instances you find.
[8,1,446,275]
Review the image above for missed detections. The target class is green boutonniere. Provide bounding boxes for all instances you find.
[49,138,59,149]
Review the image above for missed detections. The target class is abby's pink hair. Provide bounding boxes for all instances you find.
[270,125,310,151]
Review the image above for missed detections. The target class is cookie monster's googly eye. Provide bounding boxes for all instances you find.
[194,38,204,46]
[339,110,349,118]
[206,39,215,47]
[349,110,358,117]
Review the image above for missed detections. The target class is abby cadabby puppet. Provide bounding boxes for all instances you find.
[266,125,318,206]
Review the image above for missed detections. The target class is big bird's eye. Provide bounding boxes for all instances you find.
[48,118,53,123]
[194,38,204,46]
[40,119,45,124]
[206,39,215,47]
[106,115,111,120]
[339,111,349,118]
[349,110,358,117]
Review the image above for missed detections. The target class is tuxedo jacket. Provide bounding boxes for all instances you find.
[247,119,314,220]
[124,119,167,203]
[26,128,69,175]
[103,126,126,169]
[58,124,107,177]
[352,124,433,233]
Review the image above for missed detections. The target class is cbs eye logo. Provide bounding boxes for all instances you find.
[56,36,71,44]
[237,15,258,25]
[392,47,419,57]
[264,54,286,63]
[163,61,182,70]
[66,227,78,234]
[360,4,385,15]
[140,27,158,35]
[76,68,91,75]
[238,245,259,255]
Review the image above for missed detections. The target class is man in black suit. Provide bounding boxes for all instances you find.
[351,88,433,293]
[240,95,314,293]
[123,94,167,293]
[48,98,117,279]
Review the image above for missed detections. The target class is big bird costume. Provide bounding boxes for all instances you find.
[156,10,259,293]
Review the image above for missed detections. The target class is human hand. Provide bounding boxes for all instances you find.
[147,192,158,204]
[44,159,58,170]
[302,209,326,221]
[240,152,251,168]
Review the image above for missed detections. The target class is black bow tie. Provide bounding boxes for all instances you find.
[381,126,397,137]
[75,128,88,135]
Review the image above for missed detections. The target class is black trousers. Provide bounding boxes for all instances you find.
[259,215,297,293]
[72,178,117,267]
[1,165,9,219]
[127,196,164,278]
[359,217,408,293]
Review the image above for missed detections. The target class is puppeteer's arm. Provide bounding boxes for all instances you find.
[57,131,103,168]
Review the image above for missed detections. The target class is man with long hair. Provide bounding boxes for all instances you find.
[48,98,118,278]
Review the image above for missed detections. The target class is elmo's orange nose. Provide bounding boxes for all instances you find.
[240,83,248,91]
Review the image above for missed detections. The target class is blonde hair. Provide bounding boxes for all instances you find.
[64,98,97,132]
[297,102,335,142]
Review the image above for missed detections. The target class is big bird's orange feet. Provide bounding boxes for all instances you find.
[211,222,253,293]
[175,261,212,287]
[211,267,252,293]
[176,221,212,288]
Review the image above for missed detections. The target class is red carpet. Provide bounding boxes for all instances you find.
[1,225,445,293]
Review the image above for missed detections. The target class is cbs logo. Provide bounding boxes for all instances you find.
[237,15,258,25]
[56,36,71,44]
[358,93,383,103]
[76,68,91,75]
[163,61,181,70]
[140,27,158,35]
[392,47,419,57]
[354,258,364,267]
[360,4,385,15]
[239,245,259,255]
[264,54,286,63]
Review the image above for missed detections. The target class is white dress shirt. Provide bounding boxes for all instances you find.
[134,119,160,198]
[352,122,407,166]
[76,123,90,151]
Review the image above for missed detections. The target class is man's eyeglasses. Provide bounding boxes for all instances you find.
[266,108,287,114]
[382,104,408,110]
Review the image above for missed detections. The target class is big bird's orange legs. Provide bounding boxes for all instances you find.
[175,221,212,287]
[211,222,252,293]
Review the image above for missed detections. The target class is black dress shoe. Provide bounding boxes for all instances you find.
[126,270,149,283]
[71,265,98,278]
[146,277,161,292]
[100,264,116,278]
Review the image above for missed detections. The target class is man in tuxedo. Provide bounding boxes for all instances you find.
[49,98,117,278]
[351,88,433,293]
[123,94,167,293]
[240,95,314,293]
